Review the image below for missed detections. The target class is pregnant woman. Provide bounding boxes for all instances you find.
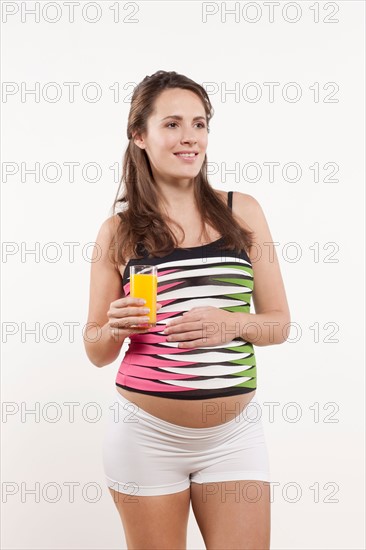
[84,70,290,549]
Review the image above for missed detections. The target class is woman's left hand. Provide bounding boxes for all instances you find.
[162,306,241,348]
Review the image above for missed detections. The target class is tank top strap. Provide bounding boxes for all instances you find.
[227,190,233,210]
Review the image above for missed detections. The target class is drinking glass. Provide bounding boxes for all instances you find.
[130,265,157,327]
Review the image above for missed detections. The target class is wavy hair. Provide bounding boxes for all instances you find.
[110,70,254,267]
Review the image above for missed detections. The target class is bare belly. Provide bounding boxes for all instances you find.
[117,386,256,428]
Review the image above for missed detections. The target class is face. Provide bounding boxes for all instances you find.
[133,88,209,186]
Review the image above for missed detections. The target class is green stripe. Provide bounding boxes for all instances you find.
[232,366,256,377]
[213,277,254,289]
[230,357,256,366]
[235,378,257,389]
[213,264,253,276]
[222,305,251,313]
[227,344,255,353]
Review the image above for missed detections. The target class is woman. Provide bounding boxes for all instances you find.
[84,70,290,549]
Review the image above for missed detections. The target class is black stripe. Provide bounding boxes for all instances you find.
[116,384,255,400]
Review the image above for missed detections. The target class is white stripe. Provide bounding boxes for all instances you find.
[155,337,246,349]
[159,364,254,376]
[161,285,252,301]
[162,376,252,389]
[159,351,252,362]
[159,297,250,311]
[159,266,253,281]
[157,256,251,270]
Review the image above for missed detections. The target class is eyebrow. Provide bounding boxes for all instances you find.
[160,115,206,122]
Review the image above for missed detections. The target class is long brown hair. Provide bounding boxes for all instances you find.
[110,70,254,267]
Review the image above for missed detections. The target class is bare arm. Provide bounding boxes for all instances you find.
[83,215,129,367]
[232,192,291,346]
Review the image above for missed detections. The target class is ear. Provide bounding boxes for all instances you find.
[133,131,146,150]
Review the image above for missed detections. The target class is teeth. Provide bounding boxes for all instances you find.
[176,153,196,157]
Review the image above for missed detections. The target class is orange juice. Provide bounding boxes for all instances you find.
[130,273,157,326]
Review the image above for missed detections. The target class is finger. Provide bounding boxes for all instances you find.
[177,336,217,348]
[110,325,150,341]
[128,316,151,327]
[116,297,146,307]
[164,320,204,334]
[182,309,199,315]
[177,339,206,349]
[165,329,204,342]
[111,316,151,330]
[110,305,149,319]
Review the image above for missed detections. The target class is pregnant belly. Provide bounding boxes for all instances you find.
[116,387,256,428]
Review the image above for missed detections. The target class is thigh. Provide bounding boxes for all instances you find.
[109,486,191,549]
[189,397,271,486]
[189,398,271,548]
[103,390,192,548]
[190,480,271,549]
[102,390,191,496]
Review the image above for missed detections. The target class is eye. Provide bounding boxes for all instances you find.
[166,122,207,129]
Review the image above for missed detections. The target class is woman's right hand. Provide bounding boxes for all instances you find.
[107,297,162,338]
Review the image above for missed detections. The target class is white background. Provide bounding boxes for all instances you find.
[1,1,365,548]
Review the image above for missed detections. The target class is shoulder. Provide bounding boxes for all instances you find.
[96,214,122,237]
[93,215,123,259]
[231,191,265,232]
[214,189,262,215]
[232,191,262,214]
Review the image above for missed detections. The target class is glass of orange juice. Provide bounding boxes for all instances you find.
[130,265,157,327]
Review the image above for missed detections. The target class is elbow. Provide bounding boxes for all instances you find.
[275,336,288,345]
[268,312,291,345]
[84,348,116,368]
[260,335,287,346]
[278,314,291,344]
[252,312,291,346]
[83,343,103,368]
[86,353,103,368]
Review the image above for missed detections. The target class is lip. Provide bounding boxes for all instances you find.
[174,152,198,163]
[173,151,199,155]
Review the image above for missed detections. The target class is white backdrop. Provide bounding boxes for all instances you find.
[1,1,365,549]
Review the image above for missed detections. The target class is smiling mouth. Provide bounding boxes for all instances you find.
[173,153,199,158]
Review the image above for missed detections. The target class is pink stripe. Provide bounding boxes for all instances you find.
[126,313,186,334]
[123,353,196,368]
[130,332,191,345]
[119,363,194,380]
[131,333,171,344]
[128,343,198,355]
[157,281,184,293]
[158,268,182,276]
[116,373,193,392]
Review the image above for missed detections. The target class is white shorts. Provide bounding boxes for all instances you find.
[102,388,270,497]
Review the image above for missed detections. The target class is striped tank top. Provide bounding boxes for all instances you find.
[116,191,256,400]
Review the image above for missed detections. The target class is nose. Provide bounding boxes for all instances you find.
[180,136,197,145]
